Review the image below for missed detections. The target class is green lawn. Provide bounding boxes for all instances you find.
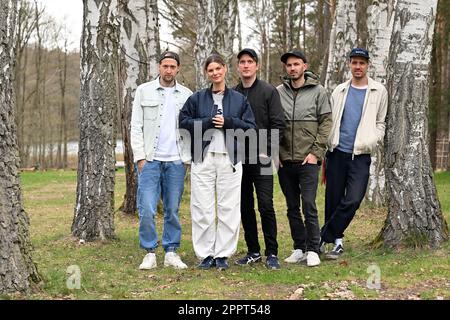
[15,169,450,300]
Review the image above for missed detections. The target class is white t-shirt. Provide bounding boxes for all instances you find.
[207,93,227,154]
[154,87,181,161]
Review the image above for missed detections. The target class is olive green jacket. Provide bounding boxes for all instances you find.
[276,71,332,162]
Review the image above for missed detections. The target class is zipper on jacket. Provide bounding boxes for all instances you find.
[291,92,297,159]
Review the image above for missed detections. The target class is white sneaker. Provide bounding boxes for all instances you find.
[139,252,157,270]
[164,252,188,269]
[306,251,321,267]
[284,249,306,263]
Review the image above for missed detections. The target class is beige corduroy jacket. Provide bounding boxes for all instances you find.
[327,77,388,155]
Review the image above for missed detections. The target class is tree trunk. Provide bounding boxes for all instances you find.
[118,0,160,215]
[223,0,239,84]
[57,39,68,169]
[72,0,120,241]
[364,0,397,206]
[33,1,41,169]
[380,0,448,248]
[0,0,42,294]
[433,0,449,172]
[195,0,215,89]
[195,0,238,89]
[325,0,357,91]
[318,0,333,84]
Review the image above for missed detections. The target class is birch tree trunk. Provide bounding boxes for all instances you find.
[195,0,238,89]
[220,0,238,84]
[380,0,448,248]
[195,0,214,89]
[364,0,396,206]
[72,0,120,241]
[0,0,42,293]
[318,0,334,84]
[325,0,357,91]
[118,0,160,215]
[245,0,272,82]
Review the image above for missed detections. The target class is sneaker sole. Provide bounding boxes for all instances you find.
[164,263,188,269]
[235,259,262,266]
[266,266,281,270]
[284,257,307,264]
[325,254,341,260]
[139,265,157,270]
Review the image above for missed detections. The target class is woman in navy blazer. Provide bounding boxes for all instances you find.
[179,53,255,271]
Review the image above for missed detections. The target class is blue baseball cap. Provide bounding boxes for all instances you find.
[349,48,370,60]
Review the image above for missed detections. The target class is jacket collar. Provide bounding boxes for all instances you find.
[206,84,230,96]
[282,70,320,90]
[236,77,259,90]
[155,76,182,92]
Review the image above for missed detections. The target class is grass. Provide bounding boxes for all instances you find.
[13,169,450,299]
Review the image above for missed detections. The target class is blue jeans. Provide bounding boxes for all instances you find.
[137,160,186,252]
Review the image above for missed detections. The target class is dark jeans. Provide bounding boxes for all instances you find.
[241,163,278,256]
[278,162,320,254]
[321,149,371,243]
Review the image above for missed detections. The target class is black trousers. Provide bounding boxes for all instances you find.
[240,163,278,256]
[321,149,371,243]
[278,162,320,254]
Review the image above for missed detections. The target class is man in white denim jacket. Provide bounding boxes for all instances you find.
[320,48,388,260]
[131,51,192,270]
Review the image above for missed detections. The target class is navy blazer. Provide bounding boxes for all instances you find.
[179,86,256,164]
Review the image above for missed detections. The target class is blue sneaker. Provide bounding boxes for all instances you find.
[215,257,229,271]
[265,254,281,270]
[197,256,215,269]
[235,252,262,266]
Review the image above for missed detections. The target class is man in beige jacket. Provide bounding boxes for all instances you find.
[320,48,388,259]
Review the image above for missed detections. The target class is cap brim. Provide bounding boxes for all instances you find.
[280,53,293,63]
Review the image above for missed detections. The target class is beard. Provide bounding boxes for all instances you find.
[161,74,175,85]
[289,74,302,81]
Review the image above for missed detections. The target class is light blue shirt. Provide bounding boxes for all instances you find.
[337,85,367,153]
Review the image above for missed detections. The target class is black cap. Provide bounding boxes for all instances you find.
[349,48,370,60]
[281,50,307,64]
[159,51,180,65]
[237,48,258,63]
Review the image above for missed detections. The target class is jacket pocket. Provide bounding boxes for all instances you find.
[141,99,159,120]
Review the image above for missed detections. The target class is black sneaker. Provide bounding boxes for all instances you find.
[325,244,344,260]
[265,254,281,270]
[215,257,229,271]
[197,256,216,269]
[235,252,262,266]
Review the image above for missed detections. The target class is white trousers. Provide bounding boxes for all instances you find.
[190,152,242,259]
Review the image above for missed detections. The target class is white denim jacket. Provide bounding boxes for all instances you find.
[130,77,192,163]
[327,77,388,156]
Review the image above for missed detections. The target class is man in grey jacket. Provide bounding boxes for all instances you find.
[320,48,388,259]
[277,50,332,267]
[130,51,192,270]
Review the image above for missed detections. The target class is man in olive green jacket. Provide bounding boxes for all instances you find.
[277,50,332,267]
